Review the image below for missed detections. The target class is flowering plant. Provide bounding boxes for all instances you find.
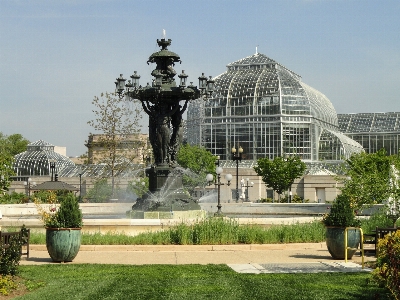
[34,191,82,228]
[322,194,361,227]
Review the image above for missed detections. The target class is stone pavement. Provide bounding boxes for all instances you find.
[20,243,375,273]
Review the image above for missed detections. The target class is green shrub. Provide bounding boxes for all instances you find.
[0,231,23,276]
[259,198,274,203]
[322,194,361,227]
[372,230,400,299]
[0,192,27,204]
[33,190,72,203]
[56,194,82,228]
[360,210,394,234]
[85,178,113,203]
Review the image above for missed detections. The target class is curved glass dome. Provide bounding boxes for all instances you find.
[13,140,75,176]
[187,53,363,162]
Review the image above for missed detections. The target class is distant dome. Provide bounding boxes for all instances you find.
[187,53,363,162]
[13,140,75,176]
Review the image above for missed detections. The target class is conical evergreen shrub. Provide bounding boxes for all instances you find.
[56,193,82,228]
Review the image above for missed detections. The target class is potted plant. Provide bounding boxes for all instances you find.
[322,194,361,259]
[35,191,82,262]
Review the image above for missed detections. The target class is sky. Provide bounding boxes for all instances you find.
[1,0,399,157]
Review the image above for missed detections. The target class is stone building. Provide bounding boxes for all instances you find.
[85,133,150,165]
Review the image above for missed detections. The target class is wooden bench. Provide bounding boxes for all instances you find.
[363,227,399,256]
[0,229,30,258]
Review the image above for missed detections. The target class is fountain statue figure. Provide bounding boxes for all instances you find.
[115,37,214,215]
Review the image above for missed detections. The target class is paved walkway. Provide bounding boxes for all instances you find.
[20,243,375,273]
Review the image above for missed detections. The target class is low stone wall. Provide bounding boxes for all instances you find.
[0,202,383,217]
[199,202,383,216]
[0,203,133,217]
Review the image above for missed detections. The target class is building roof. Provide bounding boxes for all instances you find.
[32,181,79,191]
[338,112,400,133]
[13,140,75,176]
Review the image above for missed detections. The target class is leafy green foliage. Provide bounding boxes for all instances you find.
[338,149,398,211]
[85,178,113,202]
[0,133,29,192]
[258,195,309,203]
[322,194,361,227]
[55,194,82,228]
[373,230,400,299]
[360,210,394,234]
[0,232,23,276]
[254,155,306,197]
[0,133,29,156]
[35,192,82,228]
[0,275,18,296]
[0,192,27,204]
[177,144,217,192]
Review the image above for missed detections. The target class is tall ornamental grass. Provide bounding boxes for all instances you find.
[27,217,326,245]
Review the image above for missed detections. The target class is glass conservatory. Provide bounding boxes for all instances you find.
[338,112,400,156]
[12,140,143,180]
[187,52,364,162]
[13,140,76,178]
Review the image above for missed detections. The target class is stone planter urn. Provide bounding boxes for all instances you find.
[46,228,81,262]
[325,227,360,259]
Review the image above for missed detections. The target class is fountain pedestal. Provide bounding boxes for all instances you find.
[118,37,211,220]
[129,165,202,218]
[146,165,181,193]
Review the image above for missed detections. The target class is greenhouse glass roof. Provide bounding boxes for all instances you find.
[187,52,363,162]
[13,140,75,177]
[338,112,400,133]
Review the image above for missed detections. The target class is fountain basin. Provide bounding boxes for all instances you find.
[126,210,206,219]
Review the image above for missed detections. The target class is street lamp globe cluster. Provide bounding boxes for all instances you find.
[24,178,36,200]
[115,38,214,172]
[115,37,214,212]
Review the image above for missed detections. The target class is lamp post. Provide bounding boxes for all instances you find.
[231,146,243,203]
[244,178,254,202]
[78,172,82,203]
[24,178,36,201]
[206,166,232,216]
[49,159,56,181]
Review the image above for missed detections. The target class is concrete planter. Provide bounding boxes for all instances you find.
[46,228,81,262]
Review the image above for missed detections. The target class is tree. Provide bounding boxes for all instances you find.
[85,178,113,203]
[0,132,29,193]
[2,133,30,156]
[337,149,400,217]
[254,155,306,200]
[0,153,14,193]
[177,144,218,193]
[87,92,143,197]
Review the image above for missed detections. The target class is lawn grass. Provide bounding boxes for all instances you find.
[16,264,390,300]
